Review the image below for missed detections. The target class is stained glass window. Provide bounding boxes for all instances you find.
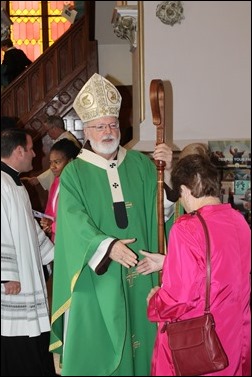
[8,1,75,62]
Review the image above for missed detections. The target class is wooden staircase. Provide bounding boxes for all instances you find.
[1,2,133,211]
[1,1,98,142]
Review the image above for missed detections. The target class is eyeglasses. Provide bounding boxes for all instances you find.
[86,122,120,132]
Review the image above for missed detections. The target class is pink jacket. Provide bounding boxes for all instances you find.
[45,176,60,242]
[148,204,251,376]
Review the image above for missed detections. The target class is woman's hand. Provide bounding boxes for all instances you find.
[136,250,165,275]
[147,286,160,305]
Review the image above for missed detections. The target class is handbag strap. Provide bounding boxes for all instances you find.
[192,211,211,313]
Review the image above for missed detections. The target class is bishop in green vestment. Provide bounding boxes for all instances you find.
[50,73,175,376]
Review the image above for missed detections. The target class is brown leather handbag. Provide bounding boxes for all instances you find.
[165,211,229,376]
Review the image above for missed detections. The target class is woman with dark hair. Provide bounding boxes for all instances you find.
[40,139,80,242]
[147,154,251,376]
[137,143,211,275]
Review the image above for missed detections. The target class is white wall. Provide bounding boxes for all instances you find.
[97,2,251,151]
[98,44,132,84]
[95,1,132,84]
[137,1,251,150]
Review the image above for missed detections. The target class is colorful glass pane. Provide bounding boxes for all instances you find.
[8,1,75,62]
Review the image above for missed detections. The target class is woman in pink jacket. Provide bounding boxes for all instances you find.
[147,154,251,376]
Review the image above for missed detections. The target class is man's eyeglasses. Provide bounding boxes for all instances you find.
[86,122,120,132]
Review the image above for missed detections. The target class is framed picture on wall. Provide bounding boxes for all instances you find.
[208,139,251,168]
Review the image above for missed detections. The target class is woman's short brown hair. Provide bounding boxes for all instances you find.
[171,154,220,199]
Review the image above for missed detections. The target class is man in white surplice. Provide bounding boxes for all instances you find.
[1,128,56,376]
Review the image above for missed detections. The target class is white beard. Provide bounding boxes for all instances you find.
[89,134,120,155]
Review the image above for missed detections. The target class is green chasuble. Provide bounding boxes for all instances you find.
[50,146,171,376]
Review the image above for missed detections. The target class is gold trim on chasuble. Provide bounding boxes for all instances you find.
[50,271,80,351]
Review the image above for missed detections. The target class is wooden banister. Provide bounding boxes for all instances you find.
[1,2,98,142]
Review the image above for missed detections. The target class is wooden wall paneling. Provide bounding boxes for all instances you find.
[15,79,30,116]
[30,66,44,106]
[1,91,14,117]
[58,40,71,82]
[72,28,86,69]
[44,51,57,93]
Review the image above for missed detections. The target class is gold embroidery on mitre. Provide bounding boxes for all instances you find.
[73,73,122,122]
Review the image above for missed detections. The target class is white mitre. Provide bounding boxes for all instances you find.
[73,73,122,122]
